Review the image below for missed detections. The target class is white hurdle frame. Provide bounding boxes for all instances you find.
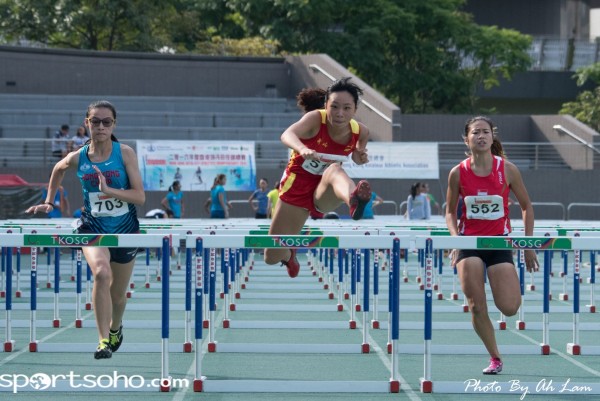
[186,234,404,394]
[415,235,600,394]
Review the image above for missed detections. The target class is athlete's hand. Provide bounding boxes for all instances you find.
[92,165,109,194]
[524,249,539,272]
[352,148,369,165]
[25,203,54,214]
[299,147,318,160]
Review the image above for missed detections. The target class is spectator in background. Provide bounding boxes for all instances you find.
[407,182,431,220]
[362,191,384,219]
[41,181,70,218]
[52,124,70,159]
[248,178,269,219]
[422,182,442,215]
[266,181,280,218]
[161,180,184,218]
[205,174,231,218]
[145,208,174,219]
[69,125,89,151]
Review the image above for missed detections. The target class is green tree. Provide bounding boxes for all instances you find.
[560,63,600,131]
[0,0,172,51]
[218,0,531,113]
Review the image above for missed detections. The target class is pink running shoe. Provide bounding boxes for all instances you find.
[281,249,300,278]
[349,180,372,221]
[482,357,503,374]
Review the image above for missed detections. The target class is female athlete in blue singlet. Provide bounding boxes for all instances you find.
[27,100,145,360]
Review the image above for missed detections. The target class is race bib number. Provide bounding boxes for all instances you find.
[89,192,129,217]
[301,159,334,175]
[464,195,503,220]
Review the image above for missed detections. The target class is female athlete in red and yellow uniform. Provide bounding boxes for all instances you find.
[264,77,372,277]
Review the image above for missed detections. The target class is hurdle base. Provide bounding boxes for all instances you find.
[223,319,230,329]
[46,282,52,289]
[362,343,370,353]
[420,378,432,393]
[527,284,535,291]
[462,305,469,313]
[323,284,329,290]
[15,291,22,298]
[75,319,83,328]
[497,321,506,330]
[328,293,334,299]
[85,303,92,310]
[567,343,581,355]
[29,341,38,352]
[559,293,569,301]
[229,304,236,311]
[193,377,205,392]
[344,293,349,300]
[587,305,596,313]
[203,320,210,329]
[337,304,343,312]
[145,282,150,289]
[4,340,15,352]
[70,276,75,281]
[355,304,361,312]
[183,342,192,353]
[371,320,380,329]
[0,291,4,298]
[450,293,459,300]
[241,283,246,289]
[436,293,444,300]
[419,284,424,291]
[516,320,526,330]
[53,319,61,328]
[130,283,135,289]
[208,342,217,353]
[126,291,132,299]
[235,292,240,299]
[389,380,400,393]
[403,276,408,283]
[540,343,550,355]
[387,343,392,354]
[349,320,356,329]
[159,380,170,392]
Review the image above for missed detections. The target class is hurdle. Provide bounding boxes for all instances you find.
[416,234,600,394]
[0,232,175,391]
[187,233,403,393]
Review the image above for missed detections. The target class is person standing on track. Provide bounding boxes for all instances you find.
[264,77,372,278]
[26,100,145,360]
[445,116,539,374]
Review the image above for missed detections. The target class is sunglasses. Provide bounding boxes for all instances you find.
[87,117,115,127]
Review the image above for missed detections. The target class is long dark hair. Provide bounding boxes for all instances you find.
[211,174,226,190]
[410,182,421,199]
[463,116,505,158]
[296,88,326,113]
[86,100,119,142]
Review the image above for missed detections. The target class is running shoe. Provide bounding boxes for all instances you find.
[94,338,112,359]
[109,325,123,352]
[281,249,300,278]
[349,180,372,220]
[482,357,503,374]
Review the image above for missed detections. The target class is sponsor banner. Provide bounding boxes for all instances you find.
[477,237,572,250]
[343,142,439,179]
[244,235,339,248]
[23,234,118,247]
[136,140,256,191]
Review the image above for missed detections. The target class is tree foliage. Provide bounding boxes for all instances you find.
[0,0,533,113]
[559,64,600,131]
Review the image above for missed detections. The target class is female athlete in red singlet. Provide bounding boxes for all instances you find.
[264,77,372,278]
[445,116,539,375]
